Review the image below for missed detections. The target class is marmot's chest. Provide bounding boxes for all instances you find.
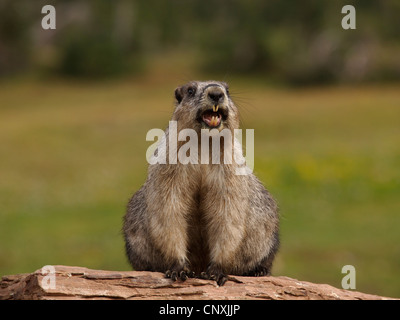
[176,162,231,189]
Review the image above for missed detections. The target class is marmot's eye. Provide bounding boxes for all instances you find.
[187,87,196,96]
[223,84,230,95]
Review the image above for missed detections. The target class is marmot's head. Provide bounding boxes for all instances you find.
[172,81,239,132]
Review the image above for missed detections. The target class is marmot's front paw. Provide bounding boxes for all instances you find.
[200,265,228,286]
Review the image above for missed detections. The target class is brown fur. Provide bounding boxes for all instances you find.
[123,81,279,285]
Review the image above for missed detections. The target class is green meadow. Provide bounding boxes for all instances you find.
[0,78,399,297]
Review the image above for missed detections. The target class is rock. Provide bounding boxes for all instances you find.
[0,265,395,300]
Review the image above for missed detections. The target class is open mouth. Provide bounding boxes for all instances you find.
[201,105,225,128]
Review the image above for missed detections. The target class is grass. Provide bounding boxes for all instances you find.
[0,76,399,297]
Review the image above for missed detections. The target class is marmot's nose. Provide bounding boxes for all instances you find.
[207,88,225,104]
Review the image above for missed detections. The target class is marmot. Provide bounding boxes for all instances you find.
[123,80,279,286]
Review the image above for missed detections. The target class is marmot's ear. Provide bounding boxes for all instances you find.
[174,87,183,104]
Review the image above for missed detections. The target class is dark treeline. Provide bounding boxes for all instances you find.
[1,0,399,84]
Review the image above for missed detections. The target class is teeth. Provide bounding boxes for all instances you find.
[209,115,219,126]
[213,105,219,112]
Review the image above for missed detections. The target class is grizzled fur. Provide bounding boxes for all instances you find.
[123,81,279,285]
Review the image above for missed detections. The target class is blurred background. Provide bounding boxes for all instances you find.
[0,0,399,297]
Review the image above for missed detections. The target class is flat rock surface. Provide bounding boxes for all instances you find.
[0,265,395,300]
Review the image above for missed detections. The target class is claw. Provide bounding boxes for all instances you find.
[200,266,228,286]
[165,264,192,282]
[179,271,188,281]
[216,274,228,286]
[171,271,178,281]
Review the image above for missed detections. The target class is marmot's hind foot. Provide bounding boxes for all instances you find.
[244,265,271,277]
[165,263,194,282]
[200,264,228,286]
